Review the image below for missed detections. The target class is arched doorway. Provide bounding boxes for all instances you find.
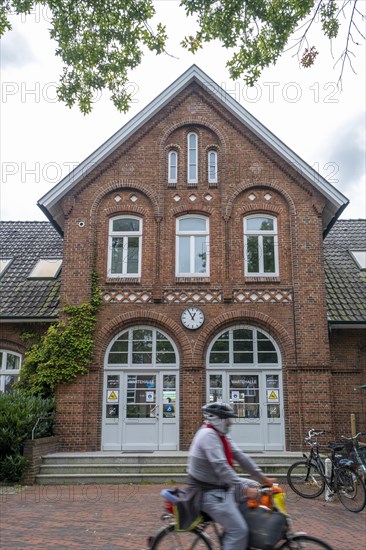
[206,325,284,451]
[102,327,179,451]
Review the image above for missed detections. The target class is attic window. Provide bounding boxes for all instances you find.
[0,258,12,277]
[350,250,366,270]
[28,259,62,279]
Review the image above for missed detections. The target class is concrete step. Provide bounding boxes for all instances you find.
[35,452,302,485]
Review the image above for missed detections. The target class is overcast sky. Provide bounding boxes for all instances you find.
[1,1,365,222]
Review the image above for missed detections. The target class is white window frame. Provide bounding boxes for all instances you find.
[187,132,198,184]
[244,215,279,276]
[0,258,12,277]
[168,150,178,184]
[0,350,21,393]
[208,150,218,183]
[107,215,142,278]
[176,215,210,277]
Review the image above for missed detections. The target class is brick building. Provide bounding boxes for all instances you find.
[1,66,365,452]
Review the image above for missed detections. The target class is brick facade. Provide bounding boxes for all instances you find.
[2,69,364,452]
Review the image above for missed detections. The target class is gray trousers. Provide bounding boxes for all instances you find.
[201,488,249,550]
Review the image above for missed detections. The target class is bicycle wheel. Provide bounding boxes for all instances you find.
[335,466,366,512]
[277,534,334,549]
[287,461,325,498]
[150,524,214,549]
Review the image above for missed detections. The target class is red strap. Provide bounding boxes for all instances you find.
[205,424,234,468]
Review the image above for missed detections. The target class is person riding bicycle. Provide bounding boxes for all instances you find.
[186,402,277,550]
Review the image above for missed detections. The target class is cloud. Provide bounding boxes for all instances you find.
[1,29,34,68]
[326,113,366,194]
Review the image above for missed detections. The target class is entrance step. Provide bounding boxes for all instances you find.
[35,452,303,485]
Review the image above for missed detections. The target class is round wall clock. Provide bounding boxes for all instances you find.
[181,307,205,330]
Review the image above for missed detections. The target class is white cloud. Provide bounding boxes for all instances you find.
[0,1,365,222]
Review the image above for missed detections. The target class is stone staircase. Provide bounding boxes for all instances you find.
[35,451,303,485]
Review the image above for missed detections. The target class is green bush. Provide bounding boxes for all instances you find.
[0,392,55,459]
[0,454,28,483]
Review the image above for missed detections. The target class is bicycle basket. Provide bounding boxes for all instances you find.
[242,506,287,550]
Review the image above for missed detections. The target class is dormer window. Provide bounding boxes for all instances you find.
[0,258,12,277]
[350,250,366,270]
[208,150,218,184]
[187,132,198,184]
[28,258,62,278]
[168,150,178,184]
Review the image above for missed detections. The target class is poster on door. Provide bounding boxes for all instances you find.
[267,389,279,403]
[146,391,155,402]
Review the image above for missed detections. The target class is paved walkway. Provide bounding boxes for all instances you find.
[1,483,365,549]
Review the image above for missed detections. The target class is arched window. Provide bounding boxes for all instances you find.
[0,351,21,393]
[244,215,279,276]
[106,328,177,367]
[168,150,178,184]
[187,132,198,183]
[208,327,279,367]
[108,216,142,277]
[176,215,209,276]
[208,150,218,183]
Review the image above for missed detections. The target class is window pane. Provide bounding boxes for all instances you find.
[133,329,152,341]
[247,217,274,231]
[263,236,275,273]
[156,339,174,352]
[233,340,253,352]
[4,375,17,393]
[111,237,124,274]
[179,218,206,231]
[113,218,139,232]
[132,353,153,364]
[208,151,217,181]
[233,328,252,339]
[108,352,128,364]
[210,352,230,364]
[234,352,253,363]
[246,236,259,273]
[6,354,20,370]
[110,340,128,352]
[258,352,278,363]
[258,339,276,352]
[126,237,139,274]
[178,236,190,272]
[169,151,177,181]
[194,236,207,273]
[211,339,229,352]
[156,353,176,364]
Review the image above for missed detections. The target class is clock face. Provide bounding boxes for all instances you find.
[181,307,205,330]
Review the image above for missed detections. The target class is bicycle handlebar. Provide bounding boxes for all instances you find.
[305,428,326,441]
[341,432,365,441]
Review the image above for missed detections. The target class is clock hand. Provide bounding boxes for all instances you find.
[189,310,196,320]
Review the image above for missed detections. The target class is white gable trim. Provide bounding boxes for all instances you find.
[38,65,348,217]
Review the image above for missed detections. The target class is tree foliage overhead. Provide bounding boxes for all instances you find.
[1,0,364,113]
[181,0,365,85]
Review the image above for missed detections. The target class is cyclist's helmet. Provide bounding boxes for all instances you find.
[203,402,237,419]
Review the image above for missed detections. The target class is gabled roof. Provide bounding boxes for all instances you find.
[38,65,348,235]
[324,219,366,324]
[0,222,63,320]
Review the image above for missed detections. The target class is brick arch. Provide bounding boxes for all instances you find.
[94,310,193,366]
[192,308,294,366]
[90,181,161,222]
[225,182,296,221]
[160,119,228,154]
[170,206,214,217]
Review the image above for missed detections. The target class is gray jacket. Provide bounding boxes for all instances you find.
[187,425,266,488]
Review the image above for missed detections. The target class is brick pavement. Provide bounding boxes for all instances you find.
[0,483,365,550]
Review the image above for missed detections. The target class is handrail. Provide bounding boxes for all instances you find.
[31,416,49,440]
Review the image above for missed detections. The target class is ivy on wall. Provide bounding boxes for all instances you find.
[18,273,101,398]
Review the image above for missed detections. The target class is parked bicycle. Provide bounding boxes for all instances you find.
[287,429,366,513]
[338,432,366,480]
[146,484,334,549]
